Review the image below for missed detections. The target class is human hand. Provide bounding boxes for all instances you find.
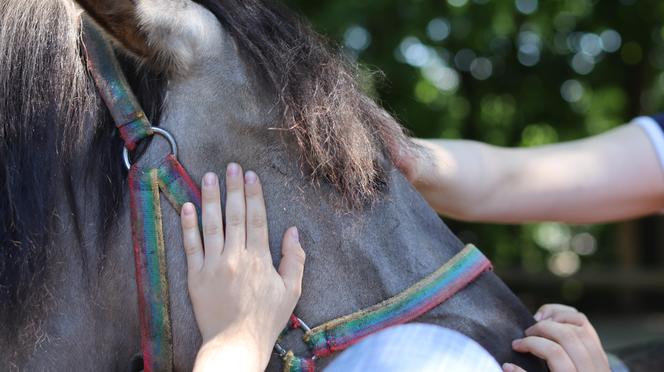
[391,138,474,217]
[389,137,423,184]
[503,304,610,372]
[180,164,306,372]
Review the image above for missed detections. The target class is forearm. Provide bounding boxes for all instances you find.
[414,124,664,224]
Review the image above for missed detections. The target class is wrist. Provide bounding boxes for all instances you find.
[195,333,272,372]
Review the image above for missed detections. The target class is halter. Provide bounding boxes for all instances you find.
[82,17,492,372]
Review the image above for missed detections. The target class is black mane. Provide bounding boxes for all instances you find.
[0,0,165,329]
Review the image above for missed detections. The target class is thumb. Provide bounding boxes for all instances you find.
[278,227,306,299]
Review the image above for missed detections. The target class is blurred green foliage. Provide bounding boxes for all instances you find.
[286,0,664,309]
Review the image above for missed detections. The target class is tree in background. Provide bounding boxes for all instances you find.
[287,0,664,313]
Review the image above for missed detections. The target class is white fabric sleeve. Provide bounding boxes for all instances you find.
[324,324,502,372]
[632,116,664,174]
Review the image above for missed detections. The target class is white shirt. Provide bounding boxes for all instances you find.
[633,115,664,174]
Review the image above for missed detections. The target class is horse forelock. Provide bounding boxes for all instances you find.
[0,0,165,334]
[193,0,412,207]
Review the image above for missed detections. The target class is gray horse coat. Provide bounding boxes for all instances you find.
[0,0,544,370]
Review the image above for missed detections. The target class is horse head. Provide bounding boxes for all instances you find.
[1,0,544,370]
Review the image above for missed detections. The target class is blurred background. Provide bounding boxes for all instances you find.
[286,0,664,350]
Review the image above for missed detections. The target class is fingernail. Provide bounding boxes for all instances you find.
[503,363,514,372]
[512,339,521,347]
[227,163,240,177]
[534,312,542,321]
[245,171,258,185]
[203,173,217,186]
[183,203,195,216]
[291,227,299,243]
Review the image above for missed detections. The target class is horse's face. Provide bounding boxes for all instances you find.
[0,1,544,370]
[98,0,412,205]
[75,1,548,370]
[82,0,273,167]
[78,0,413,215]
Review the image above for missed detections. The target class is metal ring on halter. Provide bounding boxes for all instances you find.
[273,316,317,360]
[122,127,178,170]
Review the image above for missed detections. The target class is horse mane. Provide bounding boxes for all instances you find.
[194,0,411,206]
[0,0,165,330]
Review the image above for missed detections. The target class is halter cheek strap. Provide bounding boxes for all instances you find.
[129,155,202,371]
[83,18,201,372]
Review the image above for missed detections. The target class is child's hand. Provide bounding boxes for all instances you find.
[503,304,610,372]
[180,164,306,372]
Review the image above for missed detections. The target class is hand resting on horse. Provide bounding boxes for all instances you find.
[179,164,305,372]
[503,304,610,372]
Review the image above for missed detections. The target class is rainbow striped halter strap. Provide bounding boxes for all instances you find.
[82,18,200,372]
[82,17,493,372]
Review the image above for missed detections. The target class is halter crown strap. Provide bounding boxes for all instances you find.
[81,18,152,151]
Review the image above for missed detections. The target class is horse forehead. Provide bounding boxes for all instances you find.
[137,0,229,75]
[164,45,267,124]
[155,2,269,128]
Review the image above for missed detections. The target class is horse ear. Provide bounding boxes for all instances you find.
[75,0,149,57]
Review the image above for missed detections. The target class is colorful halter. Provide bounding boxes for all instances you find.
[82,17,492,372]
[276,244,492,371]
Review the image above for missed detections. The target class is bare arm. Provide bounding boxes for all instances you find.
[405,124,664,224]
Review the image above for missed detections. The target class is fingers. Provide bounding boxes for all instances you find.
[180,202,204,273]
[278,227,306,300]
[535,305,607,366]
[502,363,527,372]
[547,311,600,340]
[535,305,599,341]
[525,320,594,371]
[244,171,269,258]
[201,172,224,258]
[224,163,246,254]
[535,304,579,321]
[512,336,576,372]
